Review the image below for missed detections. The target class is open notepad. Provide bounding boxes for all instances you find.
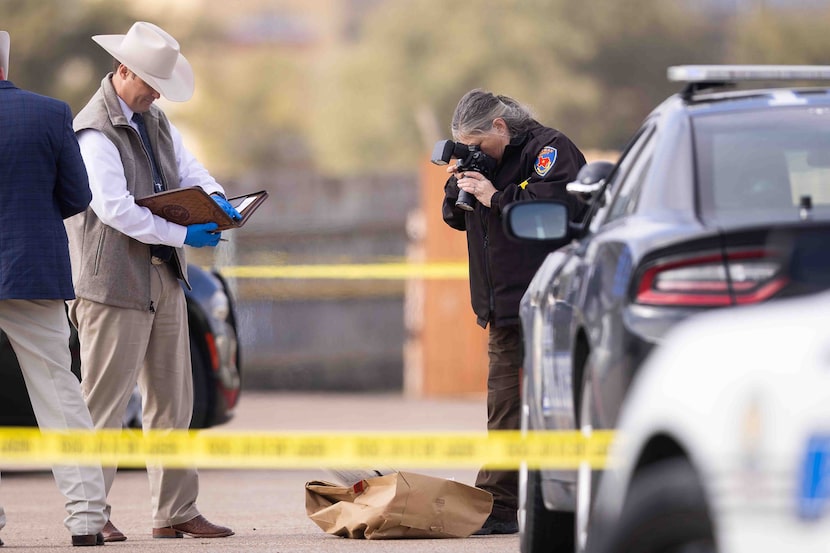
[136,188,269,231]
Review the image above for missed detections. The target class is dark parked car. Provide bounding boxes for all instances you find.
[0,264,241,429]
[504,65,830,553]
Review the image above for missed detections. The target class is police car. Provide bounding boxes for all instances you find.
[587,290,830,553]
[503,65,830,553]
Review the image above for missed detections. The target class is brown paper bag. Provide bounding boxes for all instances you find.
[305,471,493,539]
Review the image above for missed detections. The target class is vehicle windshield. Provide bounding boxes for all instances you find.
[694,105,830,224]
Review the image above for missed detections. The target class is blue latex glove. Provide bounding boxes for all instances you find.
[211,193,242,221]
[185,222,221,248]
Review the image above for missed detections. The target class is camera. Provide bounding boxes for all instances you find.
[431,140,497,211]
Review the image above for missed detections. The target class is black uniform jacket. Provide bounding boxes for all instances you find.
[442,121,586,328]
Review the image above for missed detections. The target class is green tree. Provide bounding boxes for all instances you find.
[175,41,313,178]
[305,0,731,176]
[567,0,727,148]
[7,0,830,181]
[307,0,600,176]
[0,0,136,112]
[729,5,830,65]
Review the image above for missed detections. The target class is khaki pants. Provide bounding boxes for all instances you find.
[0,299,107,536]
[475,323,522,522]
[68,263,200,527]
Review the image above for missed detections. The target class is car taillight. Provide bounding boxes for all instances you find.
[204,332,220,372]
[635,250,788,307]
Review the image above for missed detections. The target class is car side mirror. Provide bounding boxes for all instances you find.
[566,160,615,202]
[503,200,571,244]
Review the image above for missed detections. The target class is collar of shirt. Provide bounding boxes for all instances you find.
[117,97,140,132]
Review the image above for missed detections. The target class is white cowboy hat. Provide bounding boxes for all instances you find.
[92,21,194,102]
[0,30,9,78]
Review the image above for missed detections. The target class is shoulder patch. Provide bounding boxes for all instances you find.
[534,146,557,177]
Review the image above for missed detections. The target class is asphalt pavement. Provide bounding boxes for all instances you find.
[0,392,520,552]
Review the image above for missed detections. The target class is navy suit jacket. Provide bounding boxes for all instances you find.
[0,80,91,300]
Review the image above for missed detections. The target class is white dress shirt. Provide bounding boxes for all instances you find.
[77,97,224,248]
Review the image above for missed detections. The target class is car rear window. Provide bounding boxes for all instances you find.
[694,105,830,223]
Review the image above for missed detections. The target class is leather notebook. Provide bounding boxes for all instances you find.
[136,188,269,231]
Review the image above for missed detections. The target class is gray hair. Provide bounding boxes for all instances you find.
[451,89,536,140]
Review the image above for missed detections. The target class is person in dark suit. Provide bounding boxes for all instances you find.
[0,30,108,547]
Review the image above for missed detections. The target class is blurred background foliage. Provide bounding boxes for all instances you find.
[4,0,830,180]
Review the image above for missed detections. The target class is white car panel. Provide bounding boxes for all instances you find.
[593,291,830,552]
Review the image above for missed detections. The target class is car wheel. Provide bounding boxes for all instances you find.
[189,335,212,429]
[521,467,575,553]
[596,458,715,553]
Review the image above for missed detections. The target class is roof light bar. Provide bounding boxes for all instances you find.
[668,65,830,83]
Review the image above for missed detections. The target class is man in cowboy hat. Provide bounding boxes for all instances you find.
[0,30,109,547]
[66,21,239,541]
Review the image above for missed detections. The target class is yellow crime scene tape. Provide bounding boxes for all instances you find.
[0,429,614,470]
[218,262,469,280]
[64,262,606,471]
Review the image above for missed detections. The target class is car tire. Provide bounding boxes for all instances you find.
[189,335,212,429]
[521,468,575,553]
[593,457,715,553]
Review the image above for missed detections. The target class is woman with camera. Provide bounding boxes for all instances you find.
[442,88,586,535]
